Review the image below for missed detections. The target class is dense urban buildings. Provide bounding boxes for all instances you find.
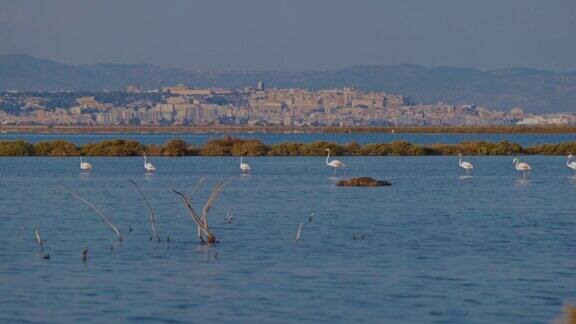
[0,83,574,127]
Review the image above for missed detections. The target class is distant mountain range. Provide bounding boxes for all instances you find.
[1,53,576,113]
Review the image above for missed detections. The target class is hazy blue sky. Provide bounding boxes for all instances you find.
[1,0,575,71]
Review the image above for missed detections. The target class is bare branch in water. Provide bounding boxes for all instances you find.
[225,211,233,224]
[189,177,207,239]
[191,176,205,196]
[128,179,160,242]
[172,188,209,238]
[34,226,43,252]
[201,181,226,232]
[295,222,303,242]
[66,188,123,241]
[172,179,225,243]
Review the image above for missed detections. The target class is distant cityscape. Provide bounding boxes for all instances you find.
[1,82,574,127]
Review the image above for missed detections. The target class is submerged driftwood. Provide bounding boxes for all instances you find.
[336,177,391,187]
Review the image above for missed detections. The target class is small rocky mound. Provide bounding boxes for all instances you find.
[336,177,391,187]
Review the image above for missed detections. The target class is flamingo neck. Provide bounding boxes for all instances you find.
[326,150,331,164]
[241,157,243,164]
[80,157,83,163]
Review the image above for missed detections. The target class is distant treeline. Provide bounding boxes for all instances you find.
[0,136,575,156]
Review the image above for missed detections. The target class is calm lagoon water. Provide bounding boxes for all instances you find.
[1,154,575,323]
[0,132,575,146]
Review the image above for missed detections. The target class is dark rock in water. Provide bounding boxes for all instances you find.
[336,177,391,187]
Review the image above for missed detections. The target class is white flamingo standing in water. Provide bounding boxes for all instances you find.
[513,157,532,177]
[80,157,92,171]
[240,157,251,174]
[143,155,156,174]
[458,153,474,175]
[567,154,576,177]
[325,148,346,176]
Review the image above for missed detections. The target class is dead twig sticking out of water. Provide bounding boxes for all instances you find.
[353,233,366,240]
[128,179,161,242]
[66,188,123,242]
[172,179,225,244]
[201,181,226,228]
[295,222,303,243]
[191,176,205,196]
[34,226,43,252]
[225,211,233,224]
[172,189,208,240]
[34,226,50,259]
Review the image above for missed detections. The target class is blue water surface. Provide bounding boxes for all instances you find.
[0,154,575,323]
[0,132,574,146]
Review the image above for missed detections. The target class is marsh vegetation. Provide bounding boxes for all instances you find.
[0,136,574,156]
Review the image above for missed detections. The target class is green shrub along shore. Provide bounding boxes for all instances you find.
[0,137,575,157]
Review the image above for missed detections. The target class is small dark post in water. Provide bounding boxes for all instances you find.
[308,212,314,222]
[81,248,88,262]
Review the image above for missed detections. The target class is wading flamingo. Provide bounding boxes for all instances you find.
[458,153,474,175]
[513,157,532,177]
[240,157,251,174]
[80,157,92,171]
[143,156,156,173]
[567,154,576,176]
[325,148,346,176]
